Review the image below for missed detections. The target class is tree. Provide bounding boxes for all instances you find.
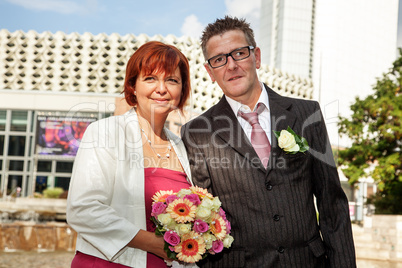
[338,49,402,214]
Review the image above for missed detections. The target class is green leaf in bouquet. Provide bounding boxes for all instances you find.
[164,243,178,260]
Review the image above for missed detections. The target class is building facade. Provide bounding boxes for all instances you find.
[260,0,398,147]
[0,29,313,198]
[260,0,315,79]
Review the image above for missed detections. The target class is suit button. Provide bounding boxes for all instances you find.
[273,214,280,221]
[265,183,273,190]
[277,246,285,253]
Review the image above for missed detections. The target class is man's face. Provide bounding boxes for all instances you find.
[204,30,261,108]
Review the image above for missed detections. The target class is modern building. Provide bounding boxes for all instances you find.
[260,0,399,147]
[0,29,313,198]
[260,0,315,79]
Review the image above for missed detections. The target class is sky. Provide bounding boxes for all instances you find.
[0,0,262,41]
[1,0,402,47]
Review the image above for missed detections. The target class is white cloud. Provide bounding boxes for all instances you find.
[5,0,92,14]
[224,0,261,42]
[180,14,204,39]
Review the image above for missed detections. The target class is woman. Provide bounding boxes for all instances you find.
[67,41,194,267]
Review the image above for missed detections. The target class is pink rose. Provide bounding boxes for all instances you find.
[184,194,201,205]
[212,240,224,253]
[151,202,167,217]
[164,230,181,246]
[218,208,227,220]
[166,195,179,204]
[193,219,209,233]
[225,219,231,233]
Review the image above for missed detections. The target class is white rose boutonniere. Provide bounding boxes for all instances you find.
[274,126,309,154]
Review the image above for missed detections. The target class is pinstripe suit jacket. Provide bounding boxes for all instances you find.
[181,84,356,267]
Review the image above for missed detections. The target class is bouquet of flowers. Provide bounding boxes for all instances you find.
[151,186,234,263]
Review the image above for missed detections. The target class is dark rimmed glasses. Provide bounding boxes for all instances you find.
[207,46,255,68]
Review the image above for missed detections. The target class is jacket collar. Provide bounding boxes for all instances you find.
[209,84,297,173]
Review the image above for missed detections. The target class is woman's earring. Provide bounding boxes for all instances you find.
[134,91,136,94]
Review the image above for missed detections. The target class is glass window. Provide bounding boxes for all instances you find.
[28,136,33,156]
[0,135,4,155]
[10,111,28,132]
[56,161,73,173]
[37,161,52,172]
[0,110,6,131]
[8,136,26,156]
[7,175,22,195]
[35,176,48,193]
[9,160,24,171]
[25,176,31,196]
[0,159,2,170]
[30,112,35,132]
[55,177,70,191]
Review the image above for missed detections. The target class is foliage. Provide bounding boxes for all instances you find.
[43,187,64,199]
[338,48,402,214]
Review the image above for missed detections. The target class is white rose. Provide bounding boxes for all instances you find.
[157,213,173,227]
[211,197,222,212]
[175,223,192,235]
[200,198,214,210]
[223,234,234,248]
[177,188,192,198]
[202,232,216,249]
[278,130,300,152]
[196,206,212,221]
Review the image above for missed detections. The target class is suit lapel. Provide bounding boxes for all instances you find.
[266,84,297,173]
[211,97,266,172]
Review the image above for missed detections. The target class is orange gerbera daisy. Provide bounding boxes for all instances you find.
[167,198,196,223]
[210,214,227,240]
[190,186,213,199]
[152,190,174,203]
[174,231,206,263]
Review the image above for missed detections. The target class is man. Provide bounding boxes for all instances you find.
[181,16,356,267]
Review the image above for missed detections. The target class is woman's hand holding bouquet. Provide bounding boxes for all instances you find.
[151,186,234,263]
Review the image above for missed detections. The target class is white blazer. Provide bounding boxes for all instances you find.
[67,108,193,267]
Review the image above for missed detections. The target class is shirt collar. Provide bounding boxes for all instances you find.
[225,82,269,115]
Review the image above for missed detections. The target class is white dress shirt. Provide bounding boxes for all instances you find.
[225,82,271,143]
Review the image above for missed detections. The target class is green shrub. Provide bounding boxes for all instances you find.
[43,187,64,199]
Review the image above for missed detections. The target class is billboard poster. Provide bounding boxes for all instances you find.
[36,115,97,157]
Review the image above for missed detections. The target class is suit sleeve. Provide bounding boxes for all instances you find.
[181,122,212,190]
[309,102,356,267]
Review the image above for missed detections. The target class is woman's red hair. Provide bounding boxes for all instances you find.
[123,41,191,111]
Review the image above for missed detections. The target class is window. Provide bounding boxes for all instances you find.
[55,177,70,191]
[8,136,26,156]
[0,135,4,155]
[37,161,52,172]
[56,161,73,173]
[7,175,22,195]
[0,110,6,131]
[10,111,28,132]
[9,160,24,171]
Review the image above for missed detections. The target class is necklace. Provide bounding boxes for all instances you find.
[140,128,172,159]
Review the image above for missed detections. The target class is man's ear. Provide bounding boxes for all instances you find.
[254,47,261,69]
[204,63,216,82]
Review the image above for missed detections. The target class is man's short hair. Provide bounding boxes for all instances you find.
[200,16,256,60]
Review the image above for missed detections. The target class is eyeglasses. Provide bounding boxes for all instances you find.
[207,46,255,68]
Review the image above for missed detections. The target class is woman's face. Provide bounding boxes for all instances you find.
[135,67,183,117]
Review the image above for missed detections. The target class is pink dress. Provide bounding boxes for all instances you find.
[144,167,191,268]
[71,167,190,268]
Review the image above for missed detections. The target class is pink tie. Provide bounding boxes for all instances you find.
[239,104,271,167]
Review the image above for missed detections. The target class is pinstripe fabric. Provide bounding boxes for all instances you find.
[181,84,356,267]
